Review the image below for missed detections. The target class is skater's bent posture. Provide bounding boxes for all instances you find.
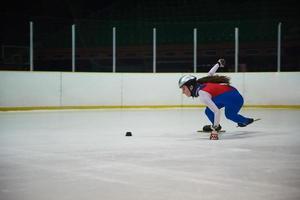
[178,59,254,140]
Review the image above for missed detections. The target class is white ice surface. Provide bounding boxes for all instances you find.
[0,108,300,200]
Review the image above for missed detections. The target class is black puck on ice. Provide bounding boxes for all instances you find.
[125,132,132,136]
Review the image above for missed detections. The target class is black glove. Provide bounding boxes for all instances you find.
[217,59,225,67]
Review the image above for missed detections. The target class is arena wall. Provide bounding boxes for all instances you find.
[0,71,299,110]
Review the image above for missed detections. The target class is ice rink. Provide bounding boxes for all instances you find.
[0,108,300,200]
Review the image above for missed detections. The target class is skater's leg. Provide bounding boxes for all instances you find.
[205,107,214,124]
[214,89,252,124]
[224,106,251,124]
[203,107,222,131]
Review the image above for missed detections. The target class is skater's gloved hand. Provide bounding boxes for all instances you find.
[217,59,225,67]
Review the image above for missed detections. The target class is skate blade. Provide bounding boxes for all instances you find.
[236,118,261,127]
[197,130,226,133]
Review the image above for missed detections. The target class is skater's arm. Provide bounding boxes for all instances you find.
[207,59,225,76]
[208,63,221,76]
[198,90,221,126]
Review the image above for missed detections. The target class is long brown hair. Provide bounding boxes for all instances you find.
[197,75,231,84]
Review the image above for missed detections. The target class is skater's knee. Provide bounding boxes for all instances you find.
[224,110,236,119]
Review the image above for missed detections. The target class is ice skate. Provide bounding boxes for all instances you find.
[198,124,225,133]
[237,118,261,127]
[202,124,222,132]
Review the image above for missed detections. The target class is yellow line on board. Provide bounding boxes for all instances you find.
[0,105,300,111]
[243,105,300,109]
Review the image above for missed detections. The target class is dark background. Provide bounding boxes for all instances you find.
[2,0,298,21]
[1,0,299,72]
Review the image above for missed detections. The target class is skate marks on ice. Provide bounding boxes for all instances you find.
[196,130,263,140]
[220,130,263,140]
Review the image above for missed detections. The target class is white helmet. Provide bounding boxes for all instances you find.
[178,75,197,88]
